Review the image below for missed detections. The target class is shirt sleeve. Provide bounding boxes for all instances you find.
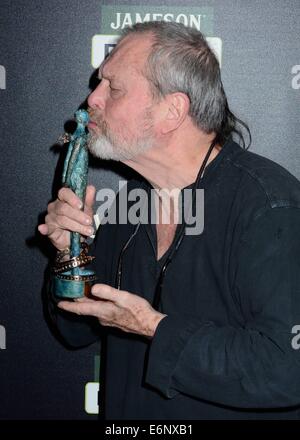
[145,206,300,408]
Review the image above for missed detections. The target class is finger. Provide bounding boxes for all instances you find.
[58,299,111,318]
[55,200,93,226]
[58,300,98,316]
[84,185,96,212]
[74,297,95,303]
[91,284,121,302]
[58,187,83,209]
[38,224,49,235]
[47,212,94,237]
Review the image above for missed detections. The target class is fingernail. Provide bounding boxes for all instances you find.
[86,227,94,235]
[85,217,92,225]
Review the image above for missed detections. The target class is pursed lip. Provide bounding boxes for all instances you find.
[87,120,97,130]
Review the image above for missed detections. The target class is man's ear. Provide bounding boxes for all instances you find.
[161,92,190,134]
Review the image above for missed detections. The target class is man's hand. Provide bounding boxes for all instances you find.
[57,284,167,339]
[38,185,96,251]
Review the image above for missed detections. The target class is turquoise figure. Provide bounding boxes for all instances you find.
[52,109,97,298]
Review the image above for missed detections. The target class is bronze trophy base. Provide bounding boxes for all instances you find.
[52,243,97,299]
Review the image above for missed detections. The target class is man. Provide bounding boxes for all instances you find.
[38,22,300,419]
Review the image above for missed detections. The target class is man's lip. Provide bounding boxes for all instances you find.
[87,121,97,129]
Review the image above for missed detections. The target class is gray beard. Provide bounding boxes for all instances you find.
[87,131,154,161]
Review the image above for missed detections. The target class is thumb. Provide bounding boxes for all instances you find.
[84,185,96,215]
[38,224,49,235]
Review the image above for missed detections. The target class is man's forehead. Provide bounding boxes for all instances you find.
[99,35,151,75]
[99,36,152,79]
[98,58,140,80]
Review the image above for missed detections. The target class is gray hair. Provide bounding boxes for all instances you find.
[120,21,250,148]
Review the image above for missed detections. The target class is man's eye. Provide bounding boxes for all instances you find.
[109,85,119,93]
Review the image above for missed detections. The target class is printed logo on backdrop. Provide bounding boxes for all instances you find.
[291,65,300,90]
[0,65,6,90]
[91,5,222,69]
[85,355,100,414]
[0,325,6,349]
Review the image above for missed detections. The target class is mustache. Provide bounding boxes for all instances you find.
[87,108,109,137]
[87,107,102,123]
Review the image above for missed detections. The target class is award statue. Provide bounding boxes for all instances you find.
[52,109,97,298]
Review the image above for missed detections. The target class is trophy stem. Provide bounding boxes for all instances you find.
[52,110,97,299]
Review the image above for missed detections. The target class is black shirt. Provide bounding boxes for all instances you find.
[49,138,300,419]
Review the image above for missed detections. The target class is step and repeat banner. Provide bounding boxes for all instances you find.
[0,0,299,419]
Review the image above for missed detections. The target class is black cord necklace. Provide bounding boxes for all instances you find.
[116,137,219,310]
[152,137,218,309]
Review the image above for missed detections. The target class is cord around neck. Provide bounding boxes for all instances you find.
[152,136,218,309]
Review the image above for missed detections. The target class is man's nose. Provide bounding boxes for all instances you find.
[87,81,107,110]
